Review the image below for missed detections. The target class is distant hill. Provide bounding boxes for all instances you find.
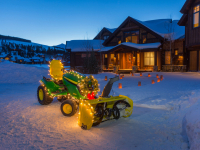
[54,43,65,49]
[0,34,31,43]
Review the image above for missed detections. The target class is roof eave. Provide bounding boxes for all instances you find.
[180,0,193,14]
[93,27,111,40]
[178,14,188,26]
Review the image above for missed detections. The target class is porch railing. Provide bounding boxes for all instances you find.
[162,65,186,72]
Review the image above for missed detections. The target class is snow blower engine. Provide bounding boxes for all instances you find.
[37,60,133,130]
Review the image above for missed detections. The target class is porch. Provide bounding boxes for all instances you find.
[101,42,162,73]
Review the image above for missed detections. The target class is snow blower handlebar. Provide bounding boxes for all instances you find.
[101,76,119,97]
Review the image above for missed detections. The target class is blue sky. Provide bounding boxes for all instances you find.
[0,0,185,46]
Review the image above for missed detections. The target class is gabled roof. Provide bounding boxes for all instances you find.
[31,56,41,60]
[24,58,31,62]
[103,16,185,46]
[101,42,161,52]
[66,40,104,52]
[180,0,193,14]
[103,17,164,46]
[105,28,117,33]
[93,27,116,40]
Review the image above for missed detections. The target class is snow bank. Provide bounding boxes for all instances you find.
[0,60,49,83]
[185,92,200,150]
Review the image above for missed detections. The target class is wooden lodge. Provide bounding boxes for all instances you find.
[178,0,200,71]
[68,16,186,73]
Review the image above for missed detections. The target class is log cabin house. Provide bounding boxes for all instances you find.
[178,0,200,71]
[69,16,185,73]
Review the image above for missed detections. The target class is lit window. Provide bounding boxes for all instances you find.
[175,50,178,55]
[110,54,114,61]
[137,53,140,67]
[165,51,171,64]
[104,54,107,58]
[126,36,131,42]
[194,5,200,28]
[178,56,183,60]
[124,30,139,43]
[142,35,147,43]
[118,40,121,44]
[144,52,154,66]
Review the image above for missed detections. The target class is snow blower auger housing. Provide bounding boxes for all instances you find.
[37,60,133,130]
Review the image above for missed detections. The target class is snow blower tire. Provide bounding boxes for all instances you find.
[61,100,77,117]
[37,85,53,105]
[92,104,104,127]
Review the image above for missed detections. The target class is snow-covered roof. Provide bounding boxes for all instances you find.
[177,35,185,40]
[0,53,7,57]
[24,58,31,62]
[31,56,41,60]
[10,57,16,61]
[105,28,117,33]
[45,58,51,61]
[66,40,104,52]
[34,60,41,62]
[136,19,185,40]
[101,42,161,52]
[16,55,24,60]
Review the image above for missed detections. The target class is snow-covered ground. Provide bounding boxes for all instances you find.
[0,61,200,150]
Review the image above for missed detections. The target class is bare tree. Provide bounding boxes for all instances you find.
[164,18,176,72]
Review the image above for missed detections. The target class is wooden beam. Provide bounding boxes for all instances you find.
[154,51,157,66]
[121,26,140,31]
[135,51,137,66]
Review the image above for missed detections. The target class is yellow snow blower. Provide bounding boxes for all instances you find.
[37,60,133,130]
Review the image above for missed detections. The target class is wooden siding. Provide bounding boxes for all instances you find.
[157,51,161,70]
[70,52,100,68]
[189,51,197,71]
[186,0,200,47]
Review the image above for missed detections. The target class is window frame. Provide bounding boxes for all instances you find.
[193,4,200,28]
[103,35,109,40]
[174,49,178,55]
[117,36,121,45]
[144,52,154,66]
[123,30,139,44]
[141,33,147,44]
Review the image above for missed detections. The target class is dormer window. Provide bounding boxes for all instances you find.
[194,5,200,28]
[124,30,139,44]
[103,35,109,40]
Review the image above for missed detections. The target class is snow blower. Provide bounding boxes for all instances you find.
[37,60,133,130]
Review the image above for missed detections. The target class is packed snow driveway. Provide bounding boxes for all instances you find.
[1,61,200,150]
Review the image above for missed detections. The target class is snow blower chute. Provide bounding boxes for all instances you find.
[37,60,133,130]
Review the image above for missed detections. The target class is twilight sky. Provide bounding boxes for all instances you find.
[0,0,185,46]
